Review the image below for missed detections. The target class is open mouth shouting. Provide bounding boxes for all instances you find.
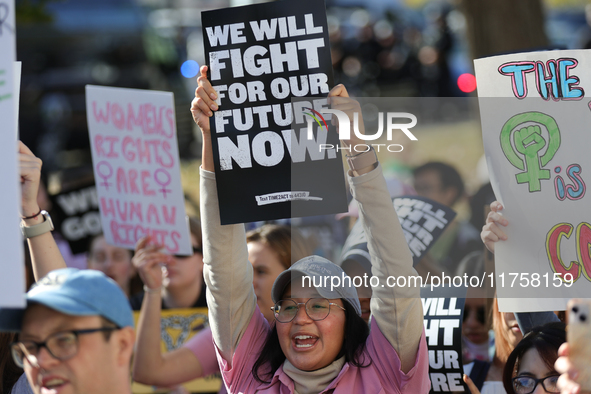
[292,334,319,350]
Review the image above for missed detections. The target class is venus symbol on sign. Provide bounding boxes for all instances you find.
[96,161,113,190]
[154,169,172,198]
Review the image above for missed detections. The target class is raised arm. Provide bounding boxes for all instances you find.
[132,236,214,386]
[19,141,67,279]
[328,87,423,373]
[350,166,423,373]
[192,66,257,364]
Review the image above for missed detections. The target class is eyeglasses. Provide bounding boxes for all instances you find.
[512,375,560,394]
[173,246,203,259]
[11,327,119,368]
[271,298,346,323]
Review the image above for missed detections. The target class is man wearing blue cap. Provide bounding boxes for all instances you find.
[2,142,136,394]
[0,268,136,394]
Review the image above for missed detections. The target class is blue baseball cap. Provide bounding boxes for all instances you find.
[271,255,362,316]
[0,268,134,332]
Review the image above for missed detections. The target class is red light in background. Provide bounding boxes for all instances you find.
[457,73,477,93]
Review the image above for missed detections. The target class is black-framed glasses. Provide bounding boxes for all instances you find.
[512,375,560,394]
[173,246,203,259]
[271,298,346,323]
[11,327,119,368]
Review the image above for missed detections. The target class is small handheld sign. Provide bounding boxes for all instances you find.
[341,195,456,270]
[85,85,192,255]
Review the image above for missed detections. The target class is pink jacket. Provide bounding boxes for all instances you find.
[217,305,429,393]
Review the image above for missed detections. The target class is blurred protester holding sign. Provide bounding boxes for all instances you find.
[462,296,490,363]
[456,252,491,364]
[463,297,524,394]
[131,217,207,393]
[130,217,206,311]
[132,223,311,391]
[413,161,482,273]
[87,234,142,298]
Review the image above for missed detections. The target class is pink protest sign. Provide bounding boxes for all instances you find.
[85,85,192,255]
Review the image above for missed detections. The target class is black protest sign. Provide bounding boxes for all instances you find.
[421,286,468,393]
[340,196,456,271]
[202,0,347,224]
[395,196,456,261]
[49,185,102,254]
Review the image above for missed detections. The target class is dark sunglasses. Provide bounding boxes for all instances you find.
[463,305,486,325]
[173,246,203,259]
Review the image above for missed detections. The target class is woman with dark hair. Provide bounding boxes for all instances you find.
[192,66,429,393]
[131,217,210,390]
[502,322,565,394]
[465,322,566,394]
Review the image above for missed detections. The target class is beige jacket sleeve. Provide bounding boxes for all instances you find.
[349,164,424,371]
[200,168,257,364]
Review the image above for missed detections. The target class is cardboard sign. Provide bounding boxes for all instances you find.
[201,0,347,224]
[49,183,102,255]
[86,85,192,255]
[421,286,468,393]
[341,196,456,270]
[131,308,222,393]
[0,0,25,308]
[475,50,591,312]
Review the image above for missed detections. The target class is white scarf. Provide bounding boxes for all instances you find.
[282,356,346,394]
